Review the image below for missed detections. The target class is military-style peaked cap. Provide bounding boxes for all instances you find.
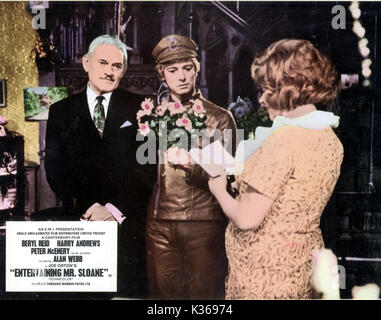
[152,34,198,64]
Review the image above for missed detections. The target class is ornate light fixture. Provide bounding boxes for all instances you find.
[350,1,372,87]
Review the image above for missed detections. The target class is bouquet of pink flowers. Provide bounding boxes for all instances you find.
[136,98,207,150]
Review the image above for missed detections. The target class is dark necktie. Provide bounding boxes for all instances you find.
[93,96,105,136]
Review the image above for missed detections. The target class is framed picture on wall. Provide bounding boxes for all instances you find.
[0,80,6,107]
[24,87,68,121]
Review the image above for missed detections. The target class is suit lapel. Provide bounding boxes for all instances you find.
[103,89,137,140]
[74,90,102,141]
[103,91,119,138]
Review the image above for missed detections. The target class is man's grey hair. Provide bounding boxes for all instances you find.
[87,35,130,71]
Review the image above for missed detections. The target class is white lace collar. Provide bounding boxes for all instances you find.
[232,108,340,175]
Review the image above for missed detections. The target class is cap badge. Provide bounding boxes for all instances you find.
[167,35,179,51]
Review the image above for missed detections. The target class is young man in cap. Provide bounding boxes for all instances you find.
[146,34,237,299]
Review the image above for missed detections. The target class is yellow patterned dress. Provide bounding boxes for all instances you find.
[225,125,343,299]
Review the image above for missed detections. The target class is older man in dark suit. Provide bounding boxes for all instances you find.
[45,35,154,299]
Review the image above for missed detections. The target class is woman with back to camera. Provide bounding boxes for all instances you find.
[208,39,343,299]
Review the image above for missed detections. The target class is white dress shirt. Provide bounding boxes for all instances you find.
[84,84,126,224]
[86,84,112,120]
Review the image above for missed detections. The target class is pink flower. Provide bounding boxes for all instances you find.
[140,98,154,116]
[136,109,146,123]
[155,101,168,116]
[0,115,7,125]
[168,101,187,116]
[176,117,192,131]
[191,99,206,114]
[138,121,150,136]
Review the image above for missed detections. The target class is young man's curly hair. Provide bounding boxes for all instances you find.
[251,39,340,111]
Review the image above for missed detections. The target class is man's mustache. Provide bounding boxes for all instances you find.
[100,75,115,82]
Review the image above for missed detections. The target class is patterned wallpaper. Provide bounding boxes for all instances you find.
[0,1,39,163]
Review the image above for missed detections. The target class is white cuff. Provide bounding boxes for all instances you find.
[105,203,126,224]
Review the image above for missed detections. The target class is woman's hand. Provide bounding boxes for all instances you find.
[208,175,228,197]
[165,147,192,172]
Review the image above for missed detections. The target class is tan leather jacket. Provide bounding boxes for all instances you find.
[147,91,237,221]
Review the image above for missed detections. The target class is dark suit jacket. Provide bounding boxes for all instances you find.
[45,88,155,298]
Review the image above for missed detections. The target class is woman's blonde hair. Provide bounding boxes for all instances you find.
[155,57,200,80]
[251,39,340,110]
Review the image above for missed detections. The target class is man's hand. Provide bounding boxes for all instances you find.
[82,205,116,221]
[165,147,193,172]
